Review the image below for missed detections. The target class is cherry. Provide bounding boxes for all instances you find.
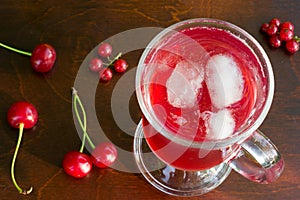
[114,59,128,73]
[267,24,278,36]
[269,35,282,48]
[279,29,294,42]
[89,57,103,72]
[30,43,56,73]
[98,43,113,58]
[62,88,96,178]
[280,21,294,31]
[286,39,299,53]
[260,23,270,33]
[100,68,113,82]
[270,18,280,27]
[0,42,56,73]
[91,142,118,168]
[7,101,38,129]
[62,151,93,178]
[7,101,38,195]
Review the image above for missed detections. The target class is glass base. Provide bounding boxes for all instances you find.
[133,120,232,196]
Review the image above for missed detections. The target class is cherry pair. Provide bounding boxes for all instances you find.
[62,88,118,178]
[89,43,128,82]
[4,42,57,195]
[261,18,299,53]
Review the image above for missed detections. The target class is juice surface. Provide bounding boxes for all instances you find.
[141,26,266,170]
[145,26,262,142]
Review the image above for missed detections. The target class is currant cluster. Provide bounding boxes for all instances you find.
[261,18,300,53]
[89,43,128,82]
[62,88,118,178]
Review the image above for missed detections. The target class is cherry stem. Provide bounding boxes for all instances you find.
[72,87,95,152]
[10,123,33,195]
[0,42,32,56]
[294,36,300,42]
[106,52,122,67]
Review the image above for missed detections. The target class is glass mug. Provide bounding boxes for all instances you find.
[134,18,284,196]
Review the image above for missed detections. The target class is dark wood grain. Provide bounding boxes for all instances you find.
[0,0,299,199]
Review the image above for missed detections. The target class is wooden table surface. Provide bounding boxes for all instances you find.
[0,0,299,199]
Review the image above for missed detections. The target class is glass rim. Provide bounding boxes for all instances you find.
[135,18,274,149]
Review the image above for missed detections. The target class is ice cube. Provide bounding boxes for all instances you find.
[166,60,204,108]
[205,54,244,109]
[206,109,235,140]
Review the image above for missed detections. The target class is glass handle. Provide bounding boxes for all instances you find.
[229,130,284,184]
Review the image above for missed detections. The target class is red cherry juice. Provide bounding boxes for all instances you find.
[142,26,266,171]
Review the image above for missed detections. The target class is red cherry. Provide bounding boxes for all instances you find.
[267,24,278,36]
[280,21,294,31]
[98,43,112,58]
[260,23,270,33]
[62,151,92,178]
[89,57,103,72]
[7,101,38,129]
[30,43,56,73]
[270,18,280,27]
[279,29,294,42]
[269,35,282,48]
[286,40,299,53]
[114,59,128,73]
[99,68,113,82]
[91,142,118,168]
[7,101,38,195]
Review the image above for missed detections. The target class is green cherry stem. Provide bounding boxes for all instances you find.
[10,123,33,195]
[72,87,95,152]
[294,36,300,42]
[0,42,32,56]
[105,52,122,66]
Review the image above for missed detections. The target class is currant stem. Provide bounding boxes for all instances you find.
[72,88,95,151]
[10,123,33,195]
[0,42,32,56]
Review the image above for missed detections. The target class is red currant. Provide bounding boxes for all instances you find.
[62,151,92,178]
[270,18,280,27]
[286,40,299,53]
[30,44,56,73]
[99,68,113,82]
[89,57,103,72]
[269,35,282,48]
[266,24,278,36]
[261,23,270,33]
[114,59,128,73]
[98,43,112,58]
[280,21,294,31]
[279,29,294,42]
[7,101,38,129]
[91,142,118,168]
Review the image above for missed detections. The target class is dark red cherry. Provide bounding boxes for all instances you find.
[269,35,282,48]
[30,43,56,73]
[286,40,299,53]
[280,21,294,31]
[7,101,38,129]
[91,142,118,168]
[62,151,93,178]
[99,68,113,82]
[279,29,294,42]
[114,59,128,73]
